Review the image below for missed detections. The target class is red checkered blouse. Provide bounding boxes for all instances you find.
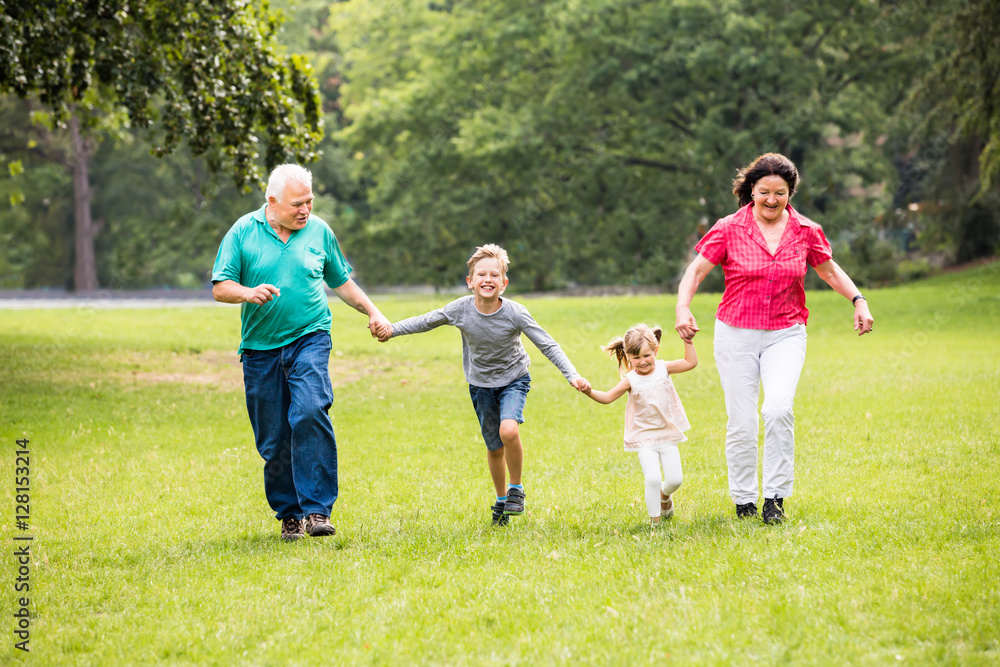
[695,203,833,330]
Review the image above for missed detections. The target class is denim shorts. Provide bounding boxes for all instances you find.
[468,374,531,451]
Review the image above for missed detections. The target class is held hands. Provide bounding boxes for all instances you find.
[572,377,592,394]
[368,312,392,340]
[244,284,280,305]
[674,306,700,341]
[374,321,393,342]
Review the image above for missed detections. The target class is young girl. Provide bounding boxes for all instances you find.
[582,324,697,525]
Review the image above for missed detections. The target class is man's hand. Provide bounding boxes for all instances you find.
[245,284,280,305]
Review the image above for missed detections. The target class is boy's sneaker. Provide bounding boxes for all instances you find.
[304,513,336,537]
[735,502,758,519]
[280,517,304,541]
[491,501,509,527]
[762,497,785,525]
[503,487,525,515]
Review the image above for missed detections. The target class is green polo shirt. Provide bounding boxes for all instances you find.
[212,204,353,353]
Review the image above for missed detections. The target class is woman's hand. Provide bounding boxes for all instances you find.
[674,255,715,341]
[675,306,701,340]
[854,300,874,336]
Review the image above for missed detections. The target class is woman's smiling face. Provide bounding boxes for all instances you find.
[752,175,790,222]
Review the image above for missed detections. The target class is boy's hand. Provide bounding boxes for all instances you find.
[572,377,591,393]
[375,322,393,342]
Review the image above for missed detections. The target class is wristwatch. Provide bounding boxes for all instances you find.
[852,294,866,305]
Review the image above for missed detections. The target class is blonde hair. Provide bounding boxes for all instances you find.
[467,244,510,279]
[602,323,662,373]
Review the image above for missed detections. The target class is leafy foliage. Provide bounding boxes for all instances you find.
[897,0,1000,263]
[0,0,322,189]
[1,0,995,290]
[334,0,920,288]
[914,0,1000,192]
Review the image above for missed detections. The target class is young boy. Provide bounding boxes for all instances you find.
[376,244,590,526]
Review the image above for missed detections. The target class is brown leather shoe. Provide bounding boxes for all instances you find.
[304,513,336,537]
[280,517,305,541]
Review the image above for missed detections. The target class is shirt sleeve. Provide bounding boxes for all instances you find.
[211,223,243,284]
[518,306,580,383]
[694,218,728,265]
[806,224,833,267]
[390,307,452,337]
[323,227,353,289]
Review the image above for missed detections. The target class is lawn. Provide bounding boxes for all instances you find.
[1,263,998,665]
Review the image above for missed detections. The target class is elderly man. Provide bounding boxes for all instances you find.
[212,164,388,541]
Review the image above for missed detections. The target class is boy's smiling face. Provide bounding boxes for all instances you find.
[467,257,508,302]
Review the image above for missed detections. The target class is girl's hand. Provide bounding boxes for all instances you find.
[675,306,700,340]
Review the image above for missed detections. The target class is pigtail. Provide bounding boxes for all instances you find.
[602,337,629,374]
[651,326,663,344]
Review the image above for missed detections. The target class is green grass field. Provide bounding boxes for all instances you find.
[2,264,998,665]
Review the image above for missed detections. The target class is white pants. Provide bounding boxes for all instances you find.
[637,448,683,518]
[714,320,807,505]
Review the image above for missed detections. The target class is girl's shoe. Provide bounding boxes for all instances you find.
[660,492,675,519]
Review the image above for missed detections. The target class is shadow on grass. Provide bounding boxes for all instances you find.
[619,511,786,541]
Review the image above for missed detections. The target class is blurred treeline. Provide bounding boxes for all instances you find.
[2,0,997,291]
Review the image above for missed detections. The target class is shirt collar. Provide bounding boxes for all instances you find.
[251,203,269,223]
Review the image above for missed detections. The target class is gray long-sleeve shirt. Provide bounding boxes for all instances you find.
[390,295,580,388]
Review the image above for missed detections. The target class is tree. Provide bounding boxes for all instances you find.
[900,0,1000,263]
[917,0,1000,193]
[0,0,322,289]
[333,0,921,289]
[0,94,259,290]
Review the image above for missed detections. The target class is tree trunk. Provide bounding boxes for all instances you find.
[69,108,99,291]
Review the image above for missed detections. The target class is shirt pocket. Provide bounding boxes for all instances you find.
[304,246,326,278]
[779,243,808,278]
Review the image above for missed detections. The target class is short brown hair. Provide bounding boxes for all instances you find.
[467,244,510,279]
[732,153,799,207]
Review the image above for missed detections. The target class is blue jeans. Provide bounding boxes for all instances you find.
[469,374,531,451]
[241,331,337,519]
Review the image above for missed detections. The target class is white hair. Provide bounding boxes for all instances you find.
[265,164,313,202]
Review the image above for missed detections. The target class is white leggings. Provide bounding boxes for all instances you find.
[714,320,807,505]
[637,448,683,518]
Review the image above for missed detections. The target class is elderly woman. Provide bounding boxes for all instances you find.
[675,153,874,524]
